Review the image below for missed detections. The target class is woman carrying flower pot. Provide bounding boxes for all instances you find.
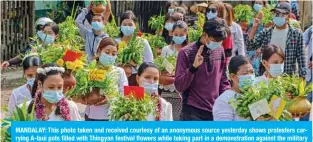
[136,62,173,121]
[115,11,154,86]
[25,64,81,121]
[213,55,272,121]
[75,8,109,62]
[78,37,128,121]
[8,55,42,114]
[159,20,189,94]
[255,44,285,84]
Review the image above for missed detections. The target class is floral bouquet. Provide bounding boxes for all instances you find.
[109,86,157,121]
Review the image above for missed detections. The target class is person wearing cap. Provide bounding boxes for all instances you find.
[247,2,307,78]
[1,19,58,69]
[75,5,109,62]
[175,18,230,121]
[278,0,300,21]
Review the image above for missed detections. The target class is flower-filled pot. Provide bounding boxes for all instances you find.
[288,96,312,117]
[159,71,175,85]
[91,1,106,14]
[63,69,77,90]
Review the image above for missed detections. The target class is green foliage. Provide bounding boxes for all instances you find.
[44,2,70,23]
[93,0,107,6]
[67,61,119,98]
[188,12,204,42]
[118,26,145,65]
[154,54,177,72]
[280,74,313,97]
[103,10,120,38]
[109,94,157,121]
[142,34,167,57]
[148,11,165,33]
[58,16,84,46]
[234,4,254,22]
[260,6,274,25]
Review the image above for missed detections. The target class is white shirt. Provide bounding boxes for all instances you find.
[22,100,81,121]
[213,90,251,121]
[231,22,245,57]
[270,27,289,52]
[85,66,129,120]
[8,84,32,113]
[161,45,177,57]
[146,97,173,121]
[115,38,154,74]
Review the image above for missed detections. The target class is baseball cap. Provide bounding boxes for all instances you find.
[271,2,291,14]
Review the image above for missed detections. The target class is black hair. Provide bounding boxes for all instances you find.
[162,13,181,44]
[166,1,179,13]
[171,20,189,46]
[203,18,228,42]
[137,62,159,76]
[228,55,251,75]
[259,44,285,75]
[28,63,65,114]
[22,55,42,72]
[43,22,59,35]
[119,10,137,37]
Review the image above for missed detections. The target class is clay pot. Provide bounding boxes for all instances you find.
[91,3,106,14]
[159,71,175,85]
[63,70,77,90]
[288,96,312,117]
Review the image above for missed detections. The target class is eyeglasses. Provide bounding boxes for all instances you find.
[206,8,217,13]
[273,12,288,17]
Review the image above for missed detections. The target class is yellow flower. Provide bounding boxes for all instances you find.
[66,61,76,70]
[118,41,127,53]
[56,59,64,67]
[74,59,84,69]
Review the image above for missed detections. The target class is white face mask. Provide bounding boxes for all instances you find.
[269,64,284,77]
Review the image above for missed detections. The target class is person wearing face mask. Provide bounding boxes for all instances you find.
[136,62,173,121]
[8,55,42,114]
[247,2,307,78]
[24,64,81,121]
[212,55,272,121]
[76,37,128,121]
[1,21,57,70]
[255,44,285,84]
[75,12,109,62]
[115,11,153,86]
[161,21,189,57]
[166,1,179,14]
[175,18,230,121]
[162,13,181,44]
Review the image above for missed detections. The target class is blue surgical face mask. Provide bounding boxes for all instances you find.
[168,8,175,13]
[172,35,186,44]
[91,21,103,31]
[206,11,217,20]
[37,31,45,40]
[26,78,35,87]
[42,90,64,103]
[273,16,286,27]
[206,41,221,50]
[38,31,55,44]
[253,4,263,12]
[269,64,284,77]
[164,23,174,31]
[142,80,158,95]
[238,74,256,89]
[121,26,135,36]
[99,52,116,67]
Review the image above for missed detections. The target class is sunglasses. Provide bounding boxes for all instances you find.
[206,8,217,13]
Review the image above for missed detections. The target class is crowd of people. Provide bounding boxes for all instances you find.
[1,0,312,122]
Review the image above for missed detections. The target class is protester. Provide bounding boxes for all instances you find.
[80,38,128,121]
[175,18,230,121]
[8,55,42,113]
[278,0,299,20]
[213,55,255,121]
[161,20,189,57]
[115,11,154,86]
[162,13,181,44]
[75,12,109,62]
[247,2,307,77]
[224,3,245,57]
[255,44,285,84]
[166,1,179,14]
[27,64,81,121]
[1,21,58,69]
[136,62,173,121]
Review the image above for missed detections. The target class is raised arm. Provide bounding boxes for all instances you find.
[75,8,90,39]
[296,32,307,78]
